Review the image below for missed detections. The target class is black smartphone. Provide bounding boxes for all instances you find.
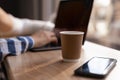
[74,57,117,78]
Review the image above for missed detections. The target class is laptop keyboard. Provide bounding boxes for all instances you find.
[29,37,61,51]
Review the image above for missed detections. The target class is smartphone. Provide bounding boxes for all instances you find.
[74,57,117,78]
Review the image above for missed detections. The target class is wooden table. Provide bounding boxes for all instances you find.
[4,41,120,80]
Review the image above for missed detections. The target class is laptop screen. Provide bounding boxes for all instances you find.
[55,0,94,44]
[30,0,94,51]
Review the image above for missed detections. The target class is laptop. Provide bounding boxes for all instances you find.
[30,0,94,51]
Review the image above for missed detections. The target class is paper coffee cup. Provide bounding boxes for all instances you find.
[60,31,84,62]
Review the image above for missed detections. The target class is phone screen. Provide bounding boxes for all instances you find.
[74,57,117,78]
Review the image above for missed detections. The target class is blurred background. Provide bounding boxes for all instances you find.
[87,0,120,50]
[0,0,59,20]
[0,0,120,50]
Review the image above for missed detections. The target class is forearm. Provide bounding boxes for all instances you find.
[0,7,55,38]
[0,7,13,33]
[1,15,55,37]
[0,36,34,62]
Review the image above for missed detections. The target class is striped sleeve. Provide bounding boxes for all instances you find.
[16,36,34,53]
[0,36,34,62]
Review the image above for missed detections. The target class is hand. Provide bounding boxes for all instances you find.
[31,30,57,48]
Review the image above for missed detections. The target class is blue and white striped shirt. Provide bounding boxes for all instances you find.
[0,36,34,62]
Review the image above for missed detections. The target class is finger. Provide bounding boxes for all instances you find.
[51,36,58,43]
[49,32,57,39]
[50,32,56,36]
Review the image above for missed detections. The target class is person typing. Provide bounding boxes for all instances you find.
[0,7,57,62]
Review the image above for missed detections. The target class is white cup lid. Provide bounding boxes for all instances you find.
[60,31,84,35]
